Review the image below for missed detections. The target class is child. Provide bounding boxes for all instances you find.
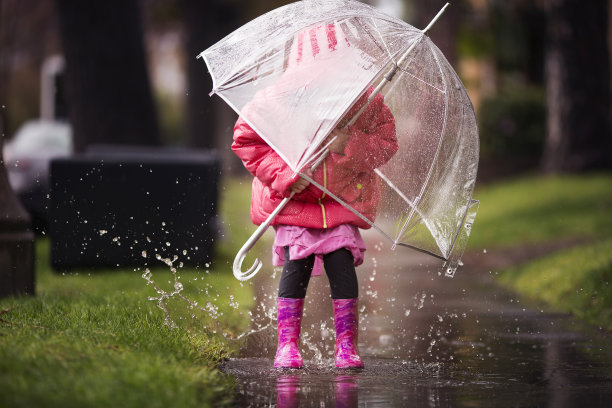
[231,86,398,369]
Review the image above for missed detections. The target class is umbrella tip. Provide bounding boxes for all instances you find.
[422,2,451,35]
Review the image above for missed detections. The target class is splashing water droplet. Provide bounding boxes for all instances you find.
[418,293,426,309]
[379,334,393,346]
[228,295,240,310]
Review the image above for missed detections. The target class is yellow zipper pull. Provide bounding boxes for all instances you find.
[318,198,327,229]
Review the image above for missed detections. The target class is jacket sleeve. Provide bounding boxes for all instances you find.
[231,117,297,196]
[330,92,398,172]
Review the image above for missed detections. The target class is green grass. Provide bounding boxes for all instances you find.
[468,173,612,249]
[498,239,612,330]
[469,172,612,330]
[0,177,256,408]
[215,177,263,264]
[215,176,274,275]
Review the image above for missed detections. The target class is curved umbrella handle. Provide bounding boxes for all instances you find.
[233,193,295,281]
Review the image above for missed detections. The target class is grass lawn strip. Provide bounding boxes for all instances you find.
[498,239,612,331]
[0,177,256,408]
[0,256,252,408]
[469,173,612,249]
[471,173,612,331]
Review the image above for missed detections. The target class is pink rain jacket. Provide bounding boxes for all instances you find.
[231,88,398,230]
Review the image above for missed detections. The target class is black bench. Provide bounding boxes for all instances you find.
[49,146,220,270]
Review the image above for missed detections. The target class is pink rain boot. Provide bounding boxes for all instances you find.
[274,297,304,368]
[333,298,364,369]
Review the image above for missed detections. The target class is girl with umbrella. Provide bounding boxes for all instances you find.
[231,23,398,369]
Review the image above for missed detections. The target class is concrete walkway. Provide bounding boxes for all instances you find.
[223,237,612,407]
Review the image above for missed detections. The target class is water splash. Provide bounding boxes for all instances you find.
[137,235,465,367]
[133,239,263,340]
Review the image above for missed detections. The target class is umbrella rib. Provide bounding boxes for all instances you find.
[237,111,301,174]
[199,53,219,94]
[212,51,281,93]
[374,168,427,229]
[396,3,453,239]
[397,68,445,94]
[392,242,446,261]
[442,102,468,258]
[445,103,479,262]
[399,39,450,256]
[300,170,446,262]
[369,17,395,62]
[296,121,327,171]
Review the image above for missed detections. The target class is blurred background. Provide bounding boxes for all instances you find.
[1,3,611,404]
[0,0,610,231]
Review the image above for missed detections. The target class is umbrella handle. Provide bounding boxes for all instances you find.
[232,193,295,281]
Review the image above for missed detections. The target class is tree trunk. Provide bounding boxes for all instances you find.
[0,121,35,298]
[0,0,35,298]
[182,0,246,176]
[54,0,161,152]
[542,0,612,172]
[182,0,239,151]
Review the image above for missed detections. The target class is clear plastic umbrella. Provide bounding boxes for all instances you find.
[199,0,479,279]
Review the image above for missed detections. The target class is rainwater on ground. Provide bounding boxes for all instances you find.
[221,235,612,407]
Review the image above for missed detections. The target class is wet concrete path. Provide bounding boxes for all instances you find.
[222,238,612,407]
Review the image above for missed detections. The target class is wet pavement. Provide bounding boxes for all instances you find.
[222,237,612,407]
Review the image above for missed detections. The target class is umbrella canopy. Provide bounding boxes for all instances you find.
[200,0,479,277]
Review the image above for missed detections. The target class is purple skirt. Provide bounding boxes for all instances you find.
[272,224,366,276]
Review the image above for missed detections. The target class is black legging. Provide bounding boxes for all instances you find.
[278,247,359,299]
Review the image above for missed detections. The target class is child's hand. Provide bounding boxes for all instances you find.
[326,127,351,154]
[289,170,312,194]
